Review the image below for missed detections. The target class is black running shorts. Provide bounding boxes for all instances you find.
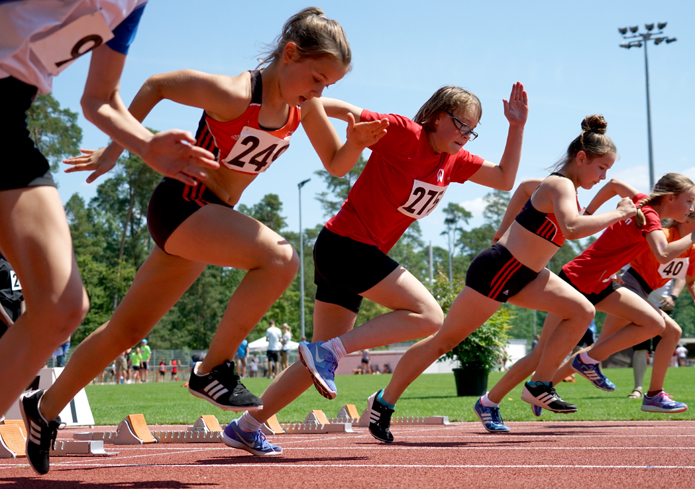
[147,177,233,251]
[313,227,399,314]
[558,269,621,306]
[465,243,539,302]
[0,77,56,191]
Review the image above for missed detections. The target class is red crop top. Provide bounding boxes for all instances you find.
[514,173,580,247]
[191,70,301,175]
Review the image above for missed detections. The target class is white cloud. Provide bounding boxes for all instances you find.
[458,197,487,218]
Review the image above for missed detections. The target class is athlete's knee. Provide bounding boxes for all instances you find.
[562,300,594,328]
[37,284,89,336]
[419,301,444,336]
[643,315,666,336]
[663,318,682,339]
[265,245,299,282]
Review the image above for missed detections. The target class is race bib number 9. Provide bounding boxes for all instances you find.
[398,179,448,219]
[222,127,290,174]
[31,12,114,76]
[658,258,689,280]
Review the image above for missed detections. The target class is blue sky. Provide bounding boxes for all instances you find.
[51,0,695,249]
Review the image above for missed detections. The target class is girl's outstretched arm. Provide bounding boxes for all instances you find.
[583,178,640,215]
[646,229,695,264]
[493,178,542,243]
[468,82,528,191]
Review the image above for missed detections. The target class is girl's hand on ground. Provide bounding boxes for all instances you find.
[503,81,528,127]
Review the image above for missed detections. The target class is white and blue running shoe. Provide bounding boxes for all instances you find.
[571,355,615,391]
[531,404,543,417]
[474,398,510,433]
[299,341,338,399]
[221,419,282,456]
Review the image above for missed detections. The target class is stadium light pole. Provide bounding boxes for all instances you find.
[298,178,311,341]
[618,23,677,190]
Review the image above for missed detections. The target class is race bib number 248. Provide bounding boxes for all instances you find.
[222,127,290,174]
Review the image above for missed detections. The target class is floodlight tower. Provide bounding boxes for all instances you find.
[618,23,677,190]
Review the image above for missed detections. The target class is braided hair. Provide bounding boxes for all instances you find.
[635,173,695,227]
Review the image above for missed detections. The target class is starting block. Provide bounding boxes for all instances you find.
[0,424,26,458]
[152,430,221,443]
[115,414,157,445]
[189,415,222,433]
[261,415,285,435]
[355,409,452,427]
[330,405,361,424]
[51,440,117,457]
[304,410,330,425]
[1,419,27,438]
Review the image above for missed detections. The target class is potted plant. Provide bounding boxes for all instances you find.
[433,273,513,396]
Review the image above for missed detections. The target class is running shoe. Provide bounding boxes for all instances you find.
[188,360,263,411]
[521,381,577,413]
[221,419,282,455]
[531,404,543,417]
[20,389,65,475]
[367,390,394,443]
[298,341,338,399]
[641,391,688,414]
[473,398,510,433]
[571,355,615,391]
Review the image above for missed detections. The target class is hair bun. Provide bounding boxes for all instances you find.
[581,114,608,134]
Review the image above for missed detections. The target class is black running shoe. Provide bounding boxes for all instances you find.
[20,389,65,475]
[188,360,263,411]
[367,390,394,443]
[521,381,577,413]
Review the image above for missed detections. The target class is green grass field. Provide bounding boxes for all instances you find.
[84,367,694,425]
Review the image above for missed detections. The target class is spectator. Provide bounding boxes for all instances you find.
[158,358,166,382]
[361,349,370,374]
[171,359,178,382]
[54,336,71,368]
[115,351,127,384]
[236,338,249,378]
[299,336,310,347]
[266,320,281,378]
[531,334,540,351]
[249,355,259,378]
[676,343,688,367]
[125,348,132,383]
[140,339,151,382]
[280,324,292,372]
[0,253,25,340]
[383,364,392,374]
[130,347,142,383]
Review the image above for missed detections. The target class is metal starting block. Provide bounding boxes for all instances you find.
[188,415,222,433]
[51,440,117,456]
[152,430,222,443]
[356,409,452,427]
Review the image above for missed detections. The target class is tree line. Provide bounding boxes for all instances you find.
[27,94,695,351]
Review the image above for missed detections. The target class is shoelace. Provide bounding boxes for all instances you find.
[43,420,66,452]
[491,407,504,425]
[253,430,271,448]
[323,353,337,376]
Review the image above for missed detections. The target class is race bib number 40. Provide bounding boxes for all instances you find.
[222,127,290,174]
[658,258,689,280]
[398,179,447,219]
[31,12,114,76]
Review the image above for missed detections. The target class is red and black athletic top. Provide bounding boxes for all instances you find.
[514,173,579,247]
[192,70,301,175]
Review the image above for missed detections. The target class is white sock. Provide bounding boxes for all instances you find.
[237,411,263,433]
[194,363,210,376]
[321,338,347,362]
[480,392,499,408]
[579,352,599,365]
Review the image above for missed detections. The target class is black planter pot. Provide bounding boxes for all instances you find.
[453,365,488,397]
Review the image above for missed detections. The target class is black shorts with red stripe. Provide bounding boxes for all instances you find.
[465,243,539,302]
[147,177,233,252]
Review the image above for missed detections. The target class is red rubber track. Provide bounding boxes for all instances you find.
[1,421,694,488]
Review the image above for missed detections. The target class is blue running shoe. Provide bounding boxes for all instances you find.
[531,404,543,417]
[641,391,688,414]
[473,398,510,433]
[221,419,282,456]
[571,355,615,391]
[299,341,338,399]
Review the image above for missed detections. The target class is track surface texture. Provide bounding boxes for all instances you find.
[1,421,694,488]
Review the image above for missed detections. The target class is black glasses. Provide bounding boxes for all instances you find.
[446,112,478,141]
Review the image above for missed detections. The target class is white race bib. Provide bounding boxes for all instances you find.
[222,126,290,174]
[30,11,114,76]
[10,271,21,292]
[398,179,448,219]
[658,258,689,280]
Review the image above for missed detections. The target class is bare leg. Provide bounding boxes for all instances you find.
[648,314,681,393]
[0,187,89,415]
[40,248,205,420]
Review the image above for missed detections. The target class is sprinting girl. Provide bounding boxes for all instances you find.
[19,7,387,473]
[483,173,694,431]
[367,116,645,441]
[617,215,695,409]
[223,82,529,455]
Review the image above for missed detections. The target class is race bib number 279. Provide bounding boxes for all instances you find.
[398,179,447,219]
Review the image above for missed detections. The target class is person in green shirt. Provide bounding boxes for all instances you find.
[140,339,151,383]
[130,347,142,383]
